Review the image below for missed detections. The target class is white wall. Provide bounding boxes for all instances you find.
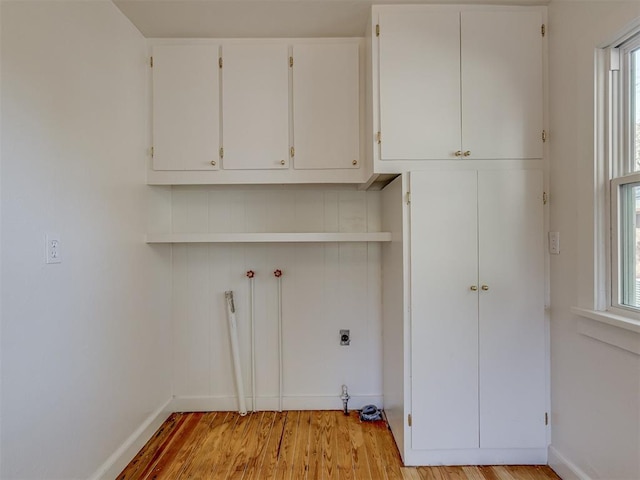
[548,2,640,479]
[168,186,383,411]
[0,2,172,478]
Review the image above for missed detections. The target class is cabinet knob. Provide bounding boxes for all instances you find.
[463,150,471,157]
[454,151,463,157]
[352,160,358,166]
[481,285,489,291]
[211,160,216,166]
[280,160,286,166]
[470,285,478,291]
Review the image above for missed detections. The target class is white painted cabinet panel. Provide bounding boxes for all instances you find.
[462,11,544,159]
[292,43,360,170]
[222,44,290,170]
[410,170,479,450]
[478,170,546,448]
[152,45,220,171]
[381,169,547,464]
[378,10,461,160]
[374,6,544,166]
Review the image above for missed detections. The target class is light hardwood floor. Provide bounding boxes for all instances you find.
[117,411,561,480]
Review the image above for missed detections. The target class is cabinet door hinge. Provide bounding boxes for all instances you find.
[150,146,154,158]
[290,146,295,158]
[408,414,412,427]
[542,130,547,142]
[406,192,411,205]
[219,147,224,159]
[543,192,548,205]
[541,24,546,37]
[289,56,294,68]
[376,131,381,144]
[150,56,153,68]
[376,24,380,37]
[545,412,549,426]
[219,57,223,69]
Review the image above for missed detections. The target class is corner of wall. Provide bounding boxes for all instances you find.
[548,445,592,480]
[89,397,174,480]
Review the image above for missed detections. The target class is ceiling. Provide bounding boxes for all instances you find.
[113,0,549,38]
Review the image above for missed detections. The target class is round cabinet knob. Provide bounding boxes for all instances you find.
[463,150,471,157]
[280,160,286,166]
[470,285,478,291]
[454,150,463,157]
[210,160,216,166]
[481,285,489,291]
[352,160,358,166]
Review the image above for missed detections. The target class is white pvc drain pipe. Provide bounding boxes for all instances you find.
[225,291,247,416]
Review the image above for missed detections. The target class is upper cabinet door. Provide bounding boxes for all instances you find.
[461,10,543,159]
[152,45,220,171]
[378,9,461,160]
[292,43,360,170]
[222,44,290,170]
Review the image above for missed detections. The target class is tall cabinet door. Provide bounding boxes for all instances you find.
[478,170,546,448]
[378,10,461,160]
[292,43,360,170]
[222,44,290,170]
[461,11,543,159]
[410,170,480,450]
[152,45,220,171]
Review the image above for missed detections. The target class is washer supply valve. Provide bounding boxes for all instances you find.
[340,385,350,416]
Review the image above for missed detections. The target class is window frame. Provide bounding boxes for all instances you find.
[609,32,640,319]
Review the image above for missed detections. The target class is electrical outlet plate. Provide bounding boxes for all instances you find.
[45,233,61,264]
[340,329,350,346]
[549,231,560,255]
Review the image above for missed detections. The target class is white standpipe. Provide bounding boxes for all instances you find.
[246,270,256,412]
[225,291,247,416]
[274,269,283,412]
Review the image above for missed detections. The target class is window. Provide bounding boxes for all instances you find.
[610,33,640,314]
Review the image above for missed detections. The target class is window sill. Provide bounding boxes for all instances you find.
[571,307,640,355]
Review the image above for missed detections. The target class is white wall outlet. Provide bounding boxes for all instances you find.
[549,231,560,255]
[45,233,61,264]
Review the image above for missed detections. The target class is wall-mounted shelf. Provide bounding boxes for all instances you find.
[146,232,392,244]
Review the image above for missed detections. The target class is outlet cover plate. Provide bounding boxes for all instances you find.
[45,233,61,264]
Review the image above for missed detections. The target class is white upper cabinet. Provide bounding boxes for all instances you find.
[221,44,290,170]
[461,10,543,160]
[373,6,545,167]
[152,45,220,171]
[378,9,461,161]
[292,43,360,170]
[149,40,368,184]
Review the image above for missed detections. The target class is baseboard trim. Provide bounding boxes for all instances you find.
[548,446,592,480]
[170,394,384,412]
[403,447,547,466]
[89,397,173,480]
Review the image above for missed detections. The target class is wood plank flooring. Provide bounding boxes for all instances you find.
[117,411,561,480]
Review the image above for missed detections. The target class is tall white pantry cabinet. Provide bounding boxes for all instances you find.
[382,171,546,465]
[375,5,548,466]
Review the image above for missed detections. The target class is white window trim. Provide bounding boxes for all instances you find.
[574,24,640,349]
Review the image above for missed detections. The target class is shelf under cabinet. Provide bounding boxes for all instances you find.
[146,232,392,244]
